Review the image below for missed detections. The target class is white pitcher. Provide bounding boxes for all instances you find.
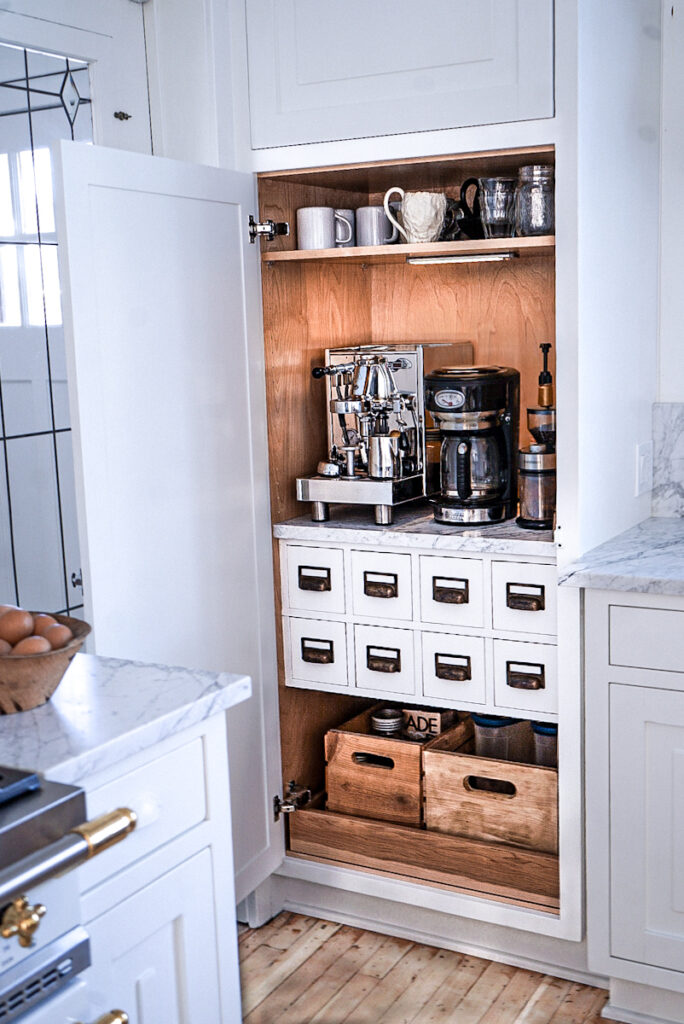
[383,187,447,244]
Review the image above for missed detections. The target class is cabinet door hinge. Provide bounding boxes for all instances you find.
[273,781,311,821]
[249,215,289,244]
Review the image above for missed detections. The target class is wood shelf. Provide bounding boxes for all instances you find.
[262,236,555,266]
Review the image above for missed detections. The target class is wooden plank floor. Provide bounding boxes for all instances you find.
[239,912,617,1024]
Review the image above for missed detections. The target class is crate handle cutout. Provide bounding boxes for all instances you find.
[363,571,399,599]
[506,661,545,690]
[506,582,545,611]
[351,752,395,769]
[432,577,469,605]
[435,653,472,681]
[301,637,334,664]
[464,775,517,797]
[367,646,401,673]
[298,565,332,592]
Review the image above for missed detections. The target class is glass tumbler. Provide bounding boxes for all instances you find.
[515,164,555,236]
[478,177,516,238]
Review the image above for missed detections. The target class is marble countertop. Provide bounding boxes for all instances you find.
[0,654,251,784]
[560,517,684,595]
[274,504,556,556]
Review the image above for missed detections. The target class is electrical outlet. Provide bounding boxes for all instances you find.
[635,440,654,497]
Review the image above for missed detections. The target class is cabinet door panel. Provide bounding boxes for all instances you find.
[610,684,684,971]
[246,0,554,148]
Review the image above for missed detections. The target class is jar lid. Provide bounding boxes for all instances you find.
[518,444,556,471]
[518,164,554,181]
[471,713,521,728]
[371,708,403,733]
[532,722,558,736]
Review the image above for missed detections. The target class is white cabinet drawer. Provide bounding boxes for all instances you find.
[421,631,486,705]
[351,550,412,621]
[493,638,558,715]
[79,737,207,893]
[491,561,557,636]
[286,544,345,614]
[287,616,348,687]
[354,624,415,695]
[419,554,484,628]
[610,605,684,674]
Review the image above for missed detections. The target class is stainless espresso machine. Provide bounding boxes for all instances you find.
[297,344,454,524]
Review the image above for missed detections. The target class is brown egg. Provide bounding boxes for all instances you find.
[44,623,73,650]
[0,609,35,645]
[0,638,12,655]
[12,635,51,655]
[33,614,57,637]
[0,604,18,617]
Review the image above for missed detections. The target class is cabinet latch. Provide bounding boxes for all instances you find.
[249,215,289,244]
[274,781,311,821]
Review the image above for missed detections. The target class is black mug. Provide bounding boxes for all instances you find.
[458,177,484,240]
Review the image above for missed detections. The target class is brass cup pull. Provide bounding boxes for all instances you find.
[301,637,334,664]
[363,571,399,599]
[506,582,545,612]
[435,653,472,682]
[367,646,401,673]
[298,565,331,592]
[506,661,546,690]
[0,896,46,947]
[433,577,469,605]
[83,1013,129,1024]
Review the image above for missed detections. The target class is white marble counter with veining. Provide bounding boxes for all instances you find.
[559,517,684,595]
[274,503,556,557]
[0,653,251,784]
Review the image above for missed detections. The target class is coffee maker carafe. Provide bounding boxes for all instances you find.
[425,366,520,524]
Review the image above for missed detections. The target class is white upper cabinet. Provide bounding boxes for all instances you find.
[245,0,554,149]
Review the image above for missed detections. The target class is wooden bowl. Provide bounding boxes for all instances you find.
[0,613,91,714]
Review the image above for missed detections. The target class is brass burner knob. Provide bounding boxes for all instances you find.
[92,1013,129,1024]
[0,896,46,947]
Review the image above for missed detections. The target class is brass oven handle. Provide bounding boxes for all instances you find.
[435,653,472,682]
[506,582,545,612]
[506,661,546,690]
[79,1013,129,1024]
[432,577,469,605]
[301,637,334,664]
[298,565,332,592]
[366,646,401,673]
[71,808,137,857]
[363,571,399,599]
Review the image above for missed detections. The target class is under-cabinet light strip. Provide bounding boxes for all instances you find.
[406,252,518,265]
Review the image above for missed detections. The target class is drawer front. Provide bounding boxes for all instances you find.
[351,550,413,621]
[610,605,684,674]
[421,631,487,704]
[79,737,207,893]
[285,544,345,614]
[491,561,557,635]
[354,624,415,695]
[288,616,348,687]
[419,554,484,628]
[493,638,558,715]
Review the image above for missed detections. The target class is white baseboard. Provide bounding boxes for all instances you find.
[603,1004,683,1024]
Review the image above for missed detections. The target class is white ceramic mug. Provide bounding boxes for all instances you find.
[297,207,352,250]
[335,208,355,247]
[356,206,399,247]
[383,187,447,244]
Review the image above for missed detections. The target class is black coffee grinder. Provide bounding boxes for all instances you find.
[425,366,520,525]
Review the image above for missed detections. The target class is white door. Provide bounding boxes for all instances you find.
[52,140,283,902]
[246,0,554,148]
[0,0,151,153]
[610,683,684,973]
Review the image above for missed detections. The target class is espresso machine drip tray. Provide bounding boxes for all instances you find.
[296,473,424,526]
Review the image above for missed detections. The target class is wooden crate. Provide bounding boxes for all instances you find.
[423,730,558,854]
[325,706,472,826]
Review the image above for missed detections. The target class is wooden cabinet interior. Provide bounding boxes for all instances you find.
[258,145,558,913]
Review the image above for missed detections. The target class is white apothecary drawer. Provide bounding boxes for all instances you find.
[285,544,345,615]
[287,616,348,688]
[78,737,207,893]
[491,561,558,636]
[419,554,485,628]
[609,605,684,675]
[493,638,558,715]
[351,550,413,621]
[354,624,415,695]
[421,631,487,705]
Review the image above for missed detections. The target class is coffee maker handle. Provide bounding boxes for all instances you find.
[456,440,472,500]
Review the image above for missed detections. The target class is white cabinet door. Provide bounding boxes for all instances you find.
[85,849,241,1024]
[53,141,283,903]
[610,684,684,973]
[246,0,554,148]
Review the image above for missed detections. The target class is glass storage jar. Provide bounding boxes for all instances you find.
[515,165,554,236]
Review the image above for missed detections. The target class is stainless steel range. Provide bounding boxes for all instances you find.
[0,766,135,1024]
